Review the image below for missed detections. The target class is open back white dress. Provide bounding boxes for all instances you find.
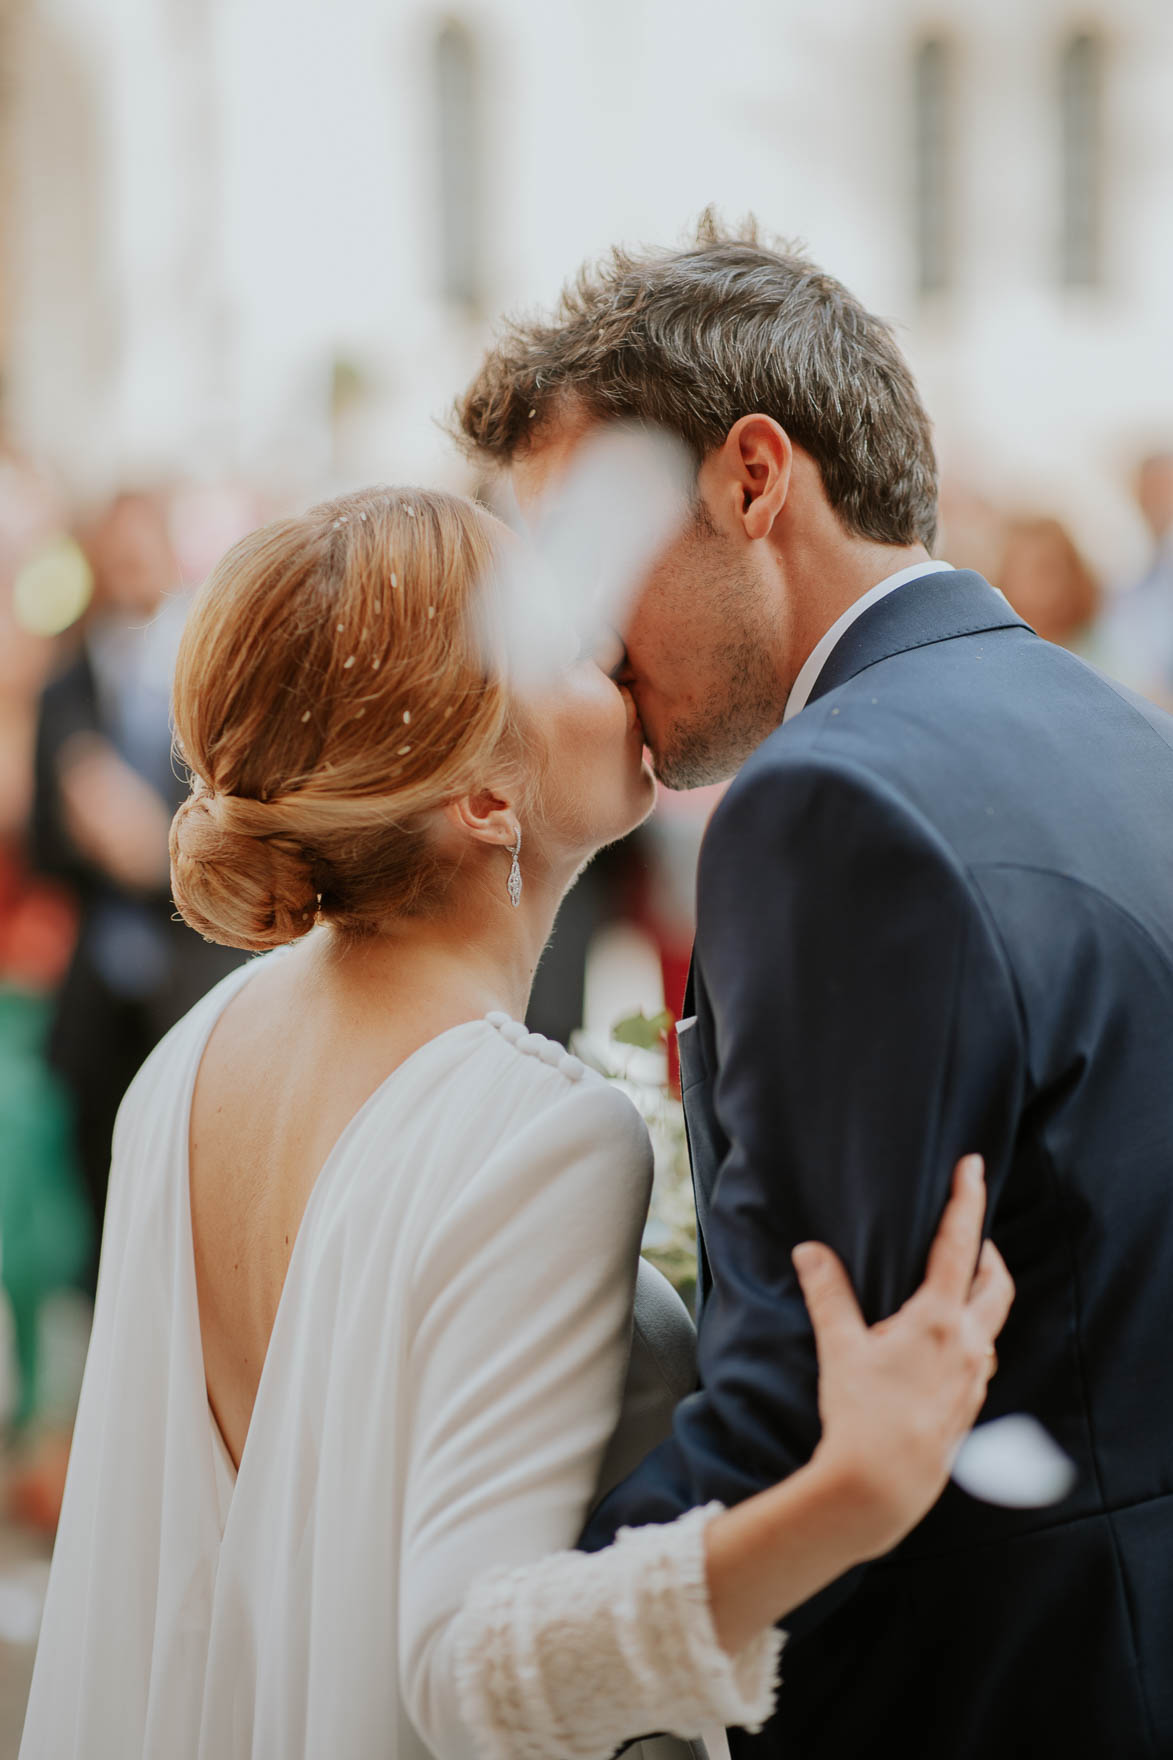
[20,956,780,1759]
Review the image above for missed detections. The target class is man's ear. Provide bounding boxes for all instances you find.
[700,414,793,541]
[443,789,518,851]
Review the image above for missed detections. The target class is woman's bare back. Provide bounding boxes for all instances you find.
[188,943,484,1468]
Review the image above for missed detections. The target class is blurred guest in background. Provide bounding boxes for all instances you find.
[1097,450,1173,705]
[31,491,244,1279]
[996,514,1101,656]
[935,479,1004,585]
[0,473,91,1444]
[1136,451,1173,572]
[0,852,89,1463]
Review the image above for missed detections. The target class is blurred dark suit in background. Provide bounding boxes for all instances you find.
[31,494,244,1279]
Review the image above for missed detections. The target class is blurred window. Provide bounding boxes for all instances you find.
[1059,31,1104,288]
[913,36,952,297]
[434,20,482,311]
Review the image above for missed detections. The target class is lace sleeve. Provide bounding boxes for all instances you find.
[452,1503,785,1760]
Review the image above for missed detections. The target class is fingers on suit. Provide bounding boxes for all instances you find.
[922,1155,987,1304]
[966,1238,1015,1339]
[792,1241,865,1355]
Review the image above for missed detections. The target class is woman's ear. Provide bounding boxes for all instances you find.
[443,788,519,851]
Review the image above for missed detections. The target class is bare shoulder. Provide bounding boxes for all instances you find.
[113,954,261,1148]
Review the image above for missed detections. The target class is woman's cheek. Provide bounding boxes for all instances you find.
[565,671,624,743]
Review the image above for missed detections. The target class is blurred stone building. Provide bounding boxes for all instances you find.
[1,0,1170,570]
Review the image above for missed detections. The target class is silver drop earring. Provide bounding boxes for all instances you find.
[507,826,523,909]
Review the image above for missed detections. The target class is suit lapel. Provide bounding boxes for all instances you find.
[677,962,716,1317]
[807,569,1030,708]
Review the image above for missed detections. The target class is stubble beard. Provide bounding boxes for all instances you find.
[650,637,787,790]
[645,516,789,790]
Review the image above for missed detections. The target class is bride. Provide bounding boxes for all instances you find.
[21,486,1012,1760]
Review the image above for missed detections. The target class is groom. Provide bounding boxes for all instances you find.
[456,218,1173,1759]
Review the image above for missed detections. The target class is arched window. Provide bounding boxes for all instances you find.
[913,36,952,296]
[1059,30,1104,287]
[434,20,481,310]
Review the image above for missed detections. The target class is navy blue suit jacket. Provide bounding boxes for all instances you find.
[583,572,1173,1760]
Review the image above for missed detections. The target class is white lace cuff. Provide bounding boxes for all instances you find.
[453,1503,785,1760]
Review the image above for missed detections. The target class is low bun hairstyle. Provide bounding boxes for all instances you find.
[170,487,517,952]
[170,790,319,952]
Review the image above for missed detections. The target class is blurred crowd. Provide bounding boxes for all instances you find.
[939,453,1173,700]
[0,464,260,1526]
[0,441,1171,1531]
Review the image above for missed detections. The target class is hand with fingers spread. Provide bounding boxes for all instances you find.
[792,1152,1014,1560]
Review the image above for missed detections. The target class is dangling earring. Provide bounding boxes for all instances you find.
[507,826,523,909]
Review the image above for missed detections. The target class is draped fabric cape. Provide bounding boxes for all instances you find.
[21,957,679,1758]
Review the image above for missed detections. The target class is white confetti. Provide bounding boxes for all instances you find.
[484,423,692,694]
[343,656,356,669]
[951,1415,1077,1509]
[397,743,412,755]
[402,710,411,724]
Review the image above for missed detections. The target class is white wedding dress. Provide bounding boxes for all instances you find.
[20,955,781,1759]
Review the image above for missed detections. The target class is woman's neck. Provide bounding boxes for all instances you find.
[308,859,570,1030]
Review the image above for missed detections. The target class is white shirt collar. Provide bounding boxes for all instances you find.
[782,559,955,723]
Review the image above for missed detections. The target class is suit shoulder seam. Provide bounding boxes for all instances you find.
[968,861,1173,973]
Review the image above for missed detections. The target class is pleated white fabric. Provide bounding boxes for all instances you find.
[20,955,780,1760]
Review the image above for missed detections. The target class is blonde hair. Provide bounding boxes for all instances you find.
[170,486,517,952]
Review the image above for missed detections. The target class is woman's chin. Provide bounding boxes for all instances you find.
[603,771,658,848]
[632,764,659,824]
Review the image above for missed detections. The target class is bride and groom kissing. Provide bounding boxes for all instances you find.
[22,218,1171,1760]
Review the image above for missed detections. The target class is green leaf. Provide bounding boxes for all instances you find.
[611,1008,674,1050]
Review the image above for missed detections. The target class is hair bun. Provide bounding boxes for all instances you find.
[170,791,319,952]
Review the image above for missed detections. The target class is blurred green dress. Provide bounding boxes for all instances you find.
[0,987,91,1425]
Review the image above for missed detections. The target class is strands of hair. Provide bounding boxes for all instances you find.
[169,487,522,952]
[455,208,939,550]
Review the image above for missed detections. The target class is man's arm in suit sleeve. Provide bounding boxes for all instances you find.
[581,750,1025,1621]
